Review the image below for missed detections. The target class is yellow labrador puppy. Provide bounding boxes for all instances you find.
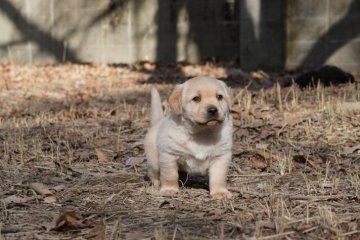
[144,76,233,199]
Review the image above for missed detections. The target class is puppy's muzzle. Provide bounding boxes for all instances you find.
[207,106,218,117]
[197,106,223,126]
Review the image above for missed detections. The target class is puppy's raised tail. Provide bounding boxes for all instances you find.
[150,88,164,126]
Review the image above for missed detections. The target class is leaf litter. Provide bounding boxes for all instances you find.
[0,62,359,239]
[28,182,56,203]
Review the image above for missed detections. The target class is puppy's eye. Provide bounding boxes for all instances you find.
[192,96,201,102]
[216,94,223,101]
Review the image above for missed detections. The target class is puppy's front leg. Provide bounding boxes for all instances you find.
[209,156,232,199]
[159,152,179,195]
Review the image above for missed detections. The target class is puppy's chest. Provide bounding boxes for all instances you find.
[177,151,211,175]
[187,144,216,160]
[176,143,222,174]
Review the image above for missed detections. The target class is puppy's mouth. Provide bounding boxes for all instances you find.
[197,119,223,126]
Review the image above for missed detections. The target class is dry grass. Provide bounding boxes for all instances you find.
[0,62,359,239]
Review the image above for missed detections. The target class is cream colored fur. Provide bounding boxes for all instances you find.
[144,76,233,199]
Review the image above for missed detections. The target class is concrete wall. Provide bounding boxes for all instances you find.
[0,0,239,64]
[240,0,285,69]
[286,0,360,70]
[0,0,359,70]
[0,0,133,63]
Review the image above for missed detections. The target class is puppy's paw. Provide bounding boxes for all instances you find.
[152,179,160,189]
[146,186,159,195]
[160,186,179,196]
[210,189,233,200]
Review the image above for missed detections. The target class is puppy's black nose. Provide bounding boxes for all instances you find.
[207,107,218,116]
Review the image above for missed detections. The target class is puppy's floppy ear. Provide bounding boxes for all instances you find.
[219,81,233,111]
[169,84,183,115]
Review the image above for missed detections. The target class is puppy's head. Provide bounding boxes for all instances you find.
[169,76,232,126]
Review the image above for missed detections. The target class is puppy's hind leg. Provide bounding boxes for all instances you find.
[144,138,160,189]
[146,155,160,189]
[159,152,179,195]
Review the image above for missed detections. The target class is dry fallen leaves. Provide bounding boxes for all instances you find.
[87,221,106,240]
[125,230,144,240]
[249,150,282,170]
[29,182,56,203]
[50,210,91,231]
[209,208,229,220]
[1,62,359,239]
[125,157,144,168]
[51,184,66,192]
[158,200,181,210]
[272,113,309,128]
[256,150,280,162]
[1,195,30,205]
[293,155,323,172]
[341,144,360,155]
[250,157,268,170]
[95,148,109,163]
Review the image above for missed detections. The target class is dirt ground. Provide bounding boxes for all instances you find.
[0,62,359,240]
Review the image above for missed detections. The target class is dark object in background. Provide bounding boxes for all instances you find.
[295,65,355,89]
